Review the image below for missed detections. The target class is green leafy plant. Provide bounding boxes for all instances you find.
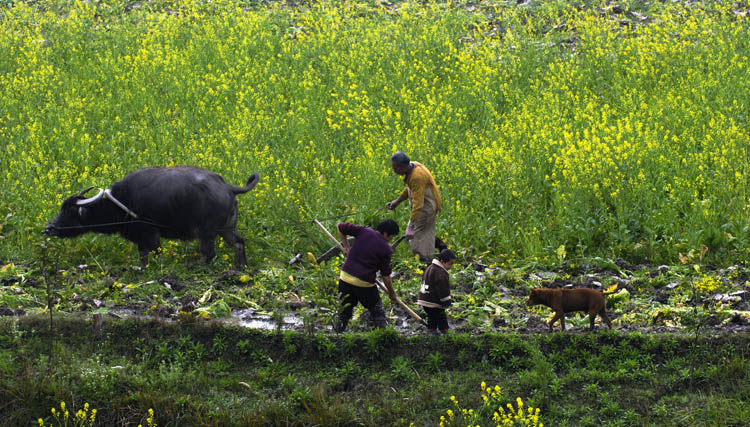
[212,334,228,356]
[424,352,444,373]
[236,339,252,355]
[390,356,415,382]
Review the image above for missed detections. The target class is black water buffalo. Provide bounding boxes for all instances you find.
[43,166,259,267]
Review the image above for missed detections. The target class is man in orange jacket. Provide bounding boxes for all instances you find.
[387,152,442,261]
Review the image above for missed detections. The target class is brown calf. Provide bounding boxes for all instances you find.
[527,288,613,332]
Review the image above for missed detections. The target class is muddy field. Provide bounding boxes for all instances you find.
[3,257,748,336]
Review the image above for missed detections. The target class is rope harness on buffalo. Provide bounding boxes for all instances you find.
[44,188,174,232]
[44,218,170,232]
[46,188,386,234]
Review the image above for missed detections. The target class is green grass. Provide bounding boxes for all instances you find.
[1,315,749,426]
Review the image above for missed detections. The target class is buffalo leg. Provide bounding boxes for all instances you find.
[137,234,161,266]
[220,230,246,267]
[199,235,217,264]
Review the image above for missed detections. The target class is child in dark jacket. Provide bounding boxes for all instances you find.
[417,249,456,333]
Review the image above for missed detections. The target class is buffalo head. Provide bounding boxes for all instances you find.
[43,187,107,237]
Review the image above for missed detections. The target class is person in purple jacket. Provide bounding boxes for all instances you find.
[334,219,400,332]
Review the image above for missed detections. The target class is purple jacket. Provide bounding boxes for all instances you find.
[337,222,393,283]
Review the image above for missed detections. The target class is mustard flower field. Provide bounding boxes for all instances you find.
[1,0,748,268]
[2,2,750,426]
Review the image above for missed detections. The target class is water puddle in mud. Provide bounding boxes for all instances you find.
[102,307,308,331]
[227,308,422,333]
[101,307,432,334]
[230,308,306,331]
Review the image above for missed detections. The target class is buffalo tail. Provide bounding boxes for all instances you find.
[232,173,260,194]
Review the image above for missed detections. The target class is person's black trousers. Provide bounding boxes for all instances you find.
[424,306,449,331]
[336,280,386,331]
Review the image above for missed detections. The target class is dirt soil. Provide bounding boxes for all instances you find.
[2,260,749,336]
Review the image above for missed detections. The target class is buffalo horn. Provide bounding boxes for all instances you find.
[76,186,96,197]
[76,188,105,206]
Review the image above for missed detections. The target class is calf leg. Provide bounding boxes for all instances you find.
[599,309,613,329]
[549,311,564,331]
[588,309,597,331]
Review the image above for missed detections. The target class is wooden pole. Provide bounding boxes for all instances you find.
[374,278,427,327]
[314,220,345,252]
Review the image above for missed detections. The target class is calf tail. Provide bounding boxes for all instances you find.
[232,173,260,194]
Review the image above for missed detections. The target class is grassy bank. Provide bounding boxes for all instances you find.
[2,315,749,426]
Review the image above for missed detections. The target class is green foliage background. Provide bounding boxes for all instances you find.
[1,0,749,267]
